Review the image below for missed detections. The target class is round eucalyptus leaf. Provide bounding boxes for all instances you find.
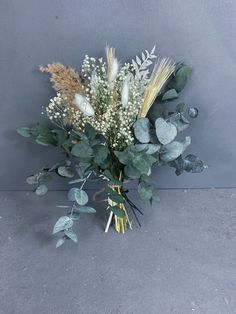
[26,175,38,185]
[160,141,184,162]
[155,118,177,145]
[67,188,79,201]
[134,118,150,143]
[161,137,191,162]
[75,190,88,206]
[58,166,74,178]
[188,107,198,118]
[35,184,48,196]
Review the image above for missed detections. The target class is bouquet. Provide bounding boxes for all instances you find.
[17,46,206,248]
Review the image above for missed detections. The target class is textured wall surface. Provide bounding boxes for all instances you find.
[1,0,236,189]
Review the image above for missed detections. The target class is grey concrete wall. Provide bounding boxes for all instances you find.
[1,0,236,190]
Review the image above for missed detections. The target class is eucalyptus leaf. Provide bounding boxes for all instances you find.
[58,166,74,178]
[53,216,73,234]
[35,184,48,196]
[176,65,192,76]
[160,137,191,162]
[134,118,150,143]
[56,205,71,208]
[84,123,96,140]
[64,229,78,242]
[168,155,185,176]
[17,127,31,137]
[71,141,93,158]
[171,75,187,92]
[138,182,153,201]
[52,129,67,146]
[26,175,38,185]
[188,107,198,118]
[160,142,184,162]
[56,238,65,248]
[30,124,51,137]
[75,190,89,206]
[132,153,156,174]
[76,206,96,213]
[169,113,190,132]
[162,89,178,101]
[68,178,85,184]
[107,187,124,203]
[111,206,126,218]
[155,118,177,145]
[114,150,130,165]
[124,164,141,179]
[67,188,79,201]
[93,145,109,165]
[135,143,161,154]
[182,154,206,173]
[176,103,188,113]
[36,134,56,146]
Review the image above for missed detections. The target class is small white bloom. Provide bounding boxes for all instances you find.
[74,93,95,116]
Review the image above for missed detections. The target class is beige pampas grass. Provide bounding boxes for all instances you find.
[40,63,84,107]
[138,58,175,118]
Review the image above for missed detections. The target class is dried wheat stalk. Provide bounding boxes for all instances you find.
[139,58,175,117]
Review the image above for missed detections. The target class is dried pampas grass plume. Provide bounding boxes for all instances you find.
[40,63,84,107]
[139,58,175,118]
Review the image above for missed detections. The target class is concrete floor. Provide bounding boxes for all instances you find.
[0,189,236,314]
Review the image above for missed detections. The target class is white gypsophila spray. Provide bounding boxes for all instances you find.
[74,93,95,116]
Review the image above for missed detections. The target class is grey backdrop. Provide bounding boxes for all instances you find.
[1,0,236,190]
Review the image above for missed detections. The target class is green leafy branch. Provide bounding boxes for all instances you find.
[53,171,96,248]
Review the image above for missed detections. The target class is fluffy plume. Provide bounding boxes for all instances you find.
[40,63,84,107]
[139,58,175,117]
[105,46,119,89]
[121,78,129,107]
[74,93,94,116]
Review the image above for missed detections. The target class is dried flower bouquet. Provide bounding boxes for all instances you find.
[17,46,206,247]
